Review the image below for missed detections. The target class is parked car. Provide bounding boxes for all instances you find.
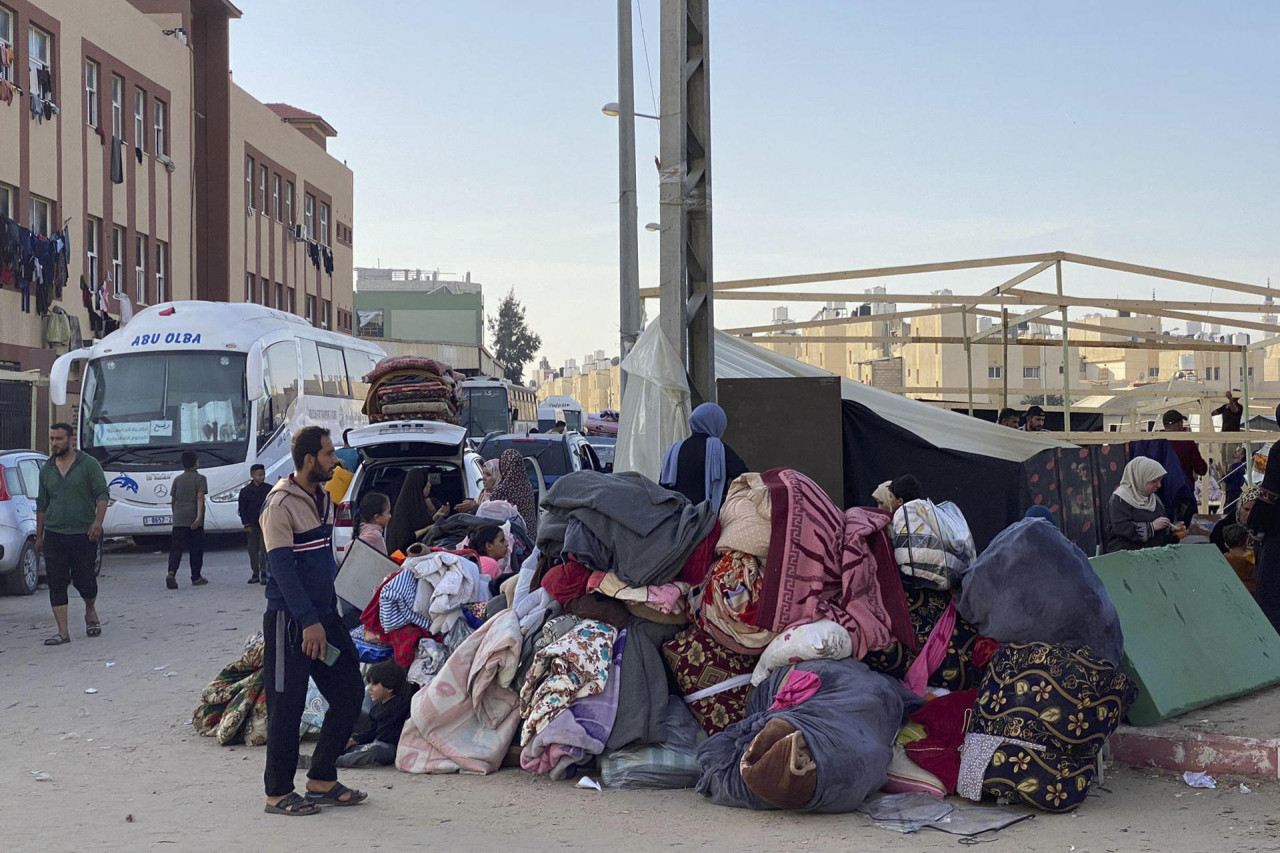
[0,450,102,595]
[585,435,616,473]
[476,432,604,491]
[332,420,485,563]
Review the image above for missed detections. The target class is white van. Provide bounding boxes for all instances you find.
[332,420,484,561]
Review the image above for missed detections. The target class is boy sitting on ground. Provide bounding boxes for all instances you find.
[1223,523,1257,594]
[334,660,416,767]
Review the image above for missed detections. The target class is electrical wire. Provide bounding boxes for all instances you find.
[634,0,658,116]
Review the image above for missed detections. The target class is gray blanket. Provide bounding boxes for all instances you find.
[957,518,1125,665]
[695,659,920,813]
[539,471,717,586]
[606,617,683,750]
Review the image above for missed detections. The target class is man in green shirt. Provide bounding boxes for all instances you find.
[35,422,108,646]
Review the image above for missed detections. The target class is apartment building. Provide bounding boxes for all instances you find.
[0,0,352,437]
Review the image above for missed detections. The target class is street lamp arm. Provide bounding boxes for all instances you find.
[601,101,659,121]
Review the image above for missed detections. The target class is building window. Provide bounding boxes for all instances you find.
[244,156,254,209]
[305,294,315,325]
[287,286,296,314]
[244,273,255,303]
[987,366,1001,379]
[28,26,51,93]
[320,202,330,245]
[274,282,283,310]
[1058,364,1064,374]
[84,60,99,128]
[259,164,268,214]
[134,234,147,304]
[153,98,167,156]
[110,73,124,138]
[0,183,11,219]
[155,240,168,303]
[357,309,384,338]
[28,195,51,235]
[1023,366,1040,379]
[133,87,146,150]
[0,8,12,83]
[111,226,124,293]
[272,174,281,221]
[286,181,295,224]
[304,194,315,240]
[1148,367,1159,379]
[86,217,101,285]
[260,276,270,305]
[1214,367,1221,381]
[321,298,331,330]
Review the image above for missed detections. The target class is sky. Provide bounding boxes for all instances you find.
[228,1,1280,369]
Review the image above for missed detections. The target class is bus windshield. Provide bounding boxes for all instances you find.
[80,352,250,469]
[460,386,511,438]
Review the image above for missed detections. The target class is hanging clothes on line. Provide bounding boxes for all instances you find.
[322,246,334,276]
[111,137,124,184]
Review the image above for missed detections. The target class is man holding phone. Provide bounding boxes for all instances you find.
[259,426,367,816]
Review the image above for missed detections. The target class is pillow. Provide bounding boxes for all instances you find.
[881,744,946,799]
[750,619,853,686]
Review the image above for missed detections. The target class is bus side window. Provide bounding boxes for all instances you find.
[259,341,298,449]
[317,344,349,398]
[301,341,325,397]
[347,349,374,401]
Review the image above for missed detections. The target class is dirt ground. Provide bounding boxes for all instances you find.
[1,540,1277,853]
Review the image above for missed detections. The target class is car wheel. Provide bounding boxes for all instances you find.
[3,540,39,596]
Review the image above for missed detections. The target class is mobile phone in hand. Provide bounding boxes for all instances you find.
[323,642,341,666]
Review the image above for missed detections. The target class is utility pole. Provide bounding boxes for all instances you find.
[616,0,641,397]
[659,0,715,404]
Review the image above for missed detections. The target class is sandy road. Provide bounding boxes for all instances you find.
[0,540,1275,853]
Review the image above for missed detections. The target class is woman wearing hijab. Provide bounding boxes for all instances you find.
[1244,405,1280,630]
[385,468,443,555]
[488,449,538,538]
[1103,457,1179,553]
[659,402,748,513]
[477,458,502,504]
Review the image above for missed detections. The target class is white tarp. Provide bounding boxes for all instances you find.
[615,323,691,479]
[615,320,1073,477]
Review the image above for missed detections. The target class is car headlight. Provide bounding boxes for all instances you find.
[210,481,249,503]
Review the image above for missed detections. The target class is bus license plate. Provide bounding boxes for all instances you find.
[143,515,173,526]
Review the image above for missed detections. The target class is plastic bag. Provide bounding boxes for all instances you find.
[892,499,977,589]
[601,697,705,790]
[615,321,690,481]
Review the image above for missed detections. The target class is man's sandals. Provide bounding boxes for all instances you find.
[263,793,320,817]
[304,782,368,807]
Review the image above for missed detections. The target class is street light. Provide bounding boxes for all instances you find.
[601,102,660,121]
[644,222,660,231]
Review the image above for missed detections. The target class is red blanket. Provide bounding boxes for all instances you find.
[752,469,912,657]
[360,571,435,667]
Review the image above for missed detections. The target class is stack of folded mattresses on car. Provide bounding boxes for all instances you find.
[363,355,465,425]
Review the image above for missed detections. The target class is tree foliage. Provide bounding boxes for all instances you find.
[1020,394,1066,407]
[487,289,542,384]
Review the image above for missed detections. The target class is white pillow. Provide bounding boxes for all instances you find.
[750,619,853,686]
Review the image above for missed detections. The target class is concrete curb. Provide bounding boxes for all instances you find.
[1110,725,1280,779]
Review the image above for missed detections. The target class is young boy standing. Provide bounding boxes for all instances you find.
[238,464,272,584]
[167,450,207,589]
[334,660,416,768]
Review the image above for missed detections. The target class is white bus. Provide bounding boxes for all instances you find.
[459,376,537,439]
[50,301,385,542]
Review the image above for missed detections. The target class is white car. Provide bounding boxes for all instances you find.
[0,450,102,596]
[332,421,485,563]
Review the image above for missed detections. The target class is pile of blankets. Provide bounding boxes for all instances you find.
[193,465,1140,819]
[363,355,465,424]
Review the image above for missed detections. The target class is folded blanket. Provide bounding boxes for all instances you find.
[717,474,772,560]
[396,611,523,775]
[663,626,757,735]
[521,631,627,778]
[403,551,488,635]
[519,619,616,745]
[753,469,845,633]
[691,551,777,654]
[862,585,984,692]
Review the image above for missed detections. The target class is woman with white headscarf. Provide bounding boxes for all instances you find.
[659,402,748,513]
[1103,457,1179,553]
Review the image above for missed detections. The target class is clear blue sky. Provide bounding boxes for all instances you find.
[229,1,1280,368]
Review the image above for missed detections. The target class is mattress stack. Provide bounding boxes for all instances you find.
[363,355,465,424]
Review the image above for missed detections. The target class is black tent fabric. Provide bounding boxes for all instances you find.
[840,400,1030,550]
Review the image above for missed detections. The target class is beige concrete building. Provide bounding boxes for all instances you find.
[0,0,353,441]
